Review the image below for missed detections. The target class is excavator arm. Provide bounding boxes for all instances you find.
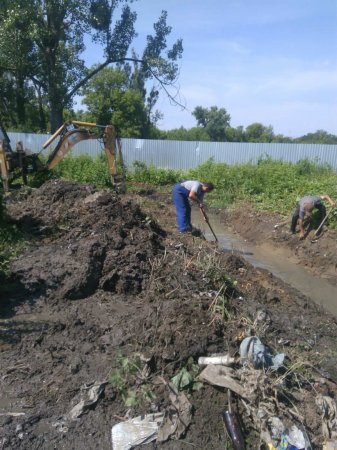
[44,121,126,193]
[0,120,126,193]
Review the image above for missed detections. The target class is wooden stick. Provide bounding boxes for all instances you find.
[200,207,218,242]
[313,208,334,237]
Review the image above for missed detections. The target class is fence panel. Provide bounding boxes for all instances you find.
[7,132,337,171]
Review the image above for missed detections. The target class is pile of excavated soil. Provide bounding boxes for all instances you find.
[1,180,337,449]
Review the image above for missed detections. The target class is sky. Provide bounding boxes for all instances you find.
[82,0,337,138]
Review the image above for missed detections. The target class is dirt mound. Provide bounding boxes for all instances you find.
[7,180,165,300]
[1,182,337,449]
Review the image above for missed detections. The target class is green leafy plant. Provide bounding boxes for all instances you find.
[171,357,203,393]
[109,352,156,407]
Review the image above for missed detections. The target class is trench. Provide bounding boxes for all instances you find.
[193,212,337,317]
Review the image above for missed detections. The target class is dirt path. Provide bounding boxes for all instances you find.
[1,181,337,449]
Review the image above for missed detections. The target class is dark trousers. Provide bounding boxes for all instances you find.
[172,184,192,232]
[290,202,326,233]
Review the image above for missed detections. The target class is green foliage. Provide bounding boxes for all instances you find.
[130,161,185,185]
[187,157,337,218]
[81,67,149,137]
[51,154,112,187]
[0,1,183,133]
[192,106,231,142]
[159,126,210,141]
[109,352,155,408]
[245,122,274,142]
[171,358,203,393]
[0,219,27,275]
[295,129,337,145]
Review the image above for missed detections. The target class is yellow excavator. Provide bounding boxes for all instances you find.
[0,120,126,193]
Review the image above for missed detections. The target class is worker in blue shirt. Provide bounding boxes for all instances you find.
[172,180,214,233]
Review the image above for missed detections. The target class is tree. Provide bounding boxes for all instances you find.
[225,126,245,142]
[192,106,231,141]
[0,1,183,132]
[81,67,149,137]
[295,130,337,145]
[159,126,210,141]
[244,123,274,143]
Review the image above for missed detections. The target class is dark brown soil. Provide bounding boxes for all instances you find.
[1,181,337,450]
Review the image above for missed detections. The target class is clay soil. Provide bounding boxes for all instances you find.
[1,181,337,450]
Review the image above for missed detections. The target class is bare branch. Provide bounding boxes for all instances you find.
[65,57,186,110]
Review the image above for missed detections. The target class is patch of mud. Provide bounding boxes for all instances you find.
[222,205,337,286]
[1,182,337,449]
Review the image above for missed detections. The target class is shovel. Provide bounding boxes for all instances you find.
[222,389,245,449]
[199,206,218,242]
[313,207,334,238]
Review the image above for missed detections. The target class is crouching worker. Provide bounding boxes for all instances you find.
[290,194,335,239]
[172,180,214,233]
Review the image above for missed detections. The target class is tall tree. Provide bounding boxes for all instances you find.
[0,1,183,132]
[81,66,149,137]
[192,106,231,141]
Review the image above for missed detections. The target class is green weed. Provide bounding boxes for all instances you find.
[171,357,203,393]
[0,221,27,275]
[109,352,156,408]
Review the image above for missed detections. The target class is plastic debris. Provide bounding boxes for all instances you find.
[111,412,164,450]
[239,336,285,369]
[157,381,192,442]
[278,425,312,450]
[198,354,235,366]
[198,365,248,399]
[68,381,106,420]
[316,395,337,440]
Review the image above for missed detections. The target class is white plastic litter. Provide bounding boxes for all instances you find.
[198,354,235,366]
[68,382,105,420]
[111,412,164,450]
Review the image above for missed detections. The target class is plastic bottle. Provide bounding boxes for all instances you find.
[198,355,235,366]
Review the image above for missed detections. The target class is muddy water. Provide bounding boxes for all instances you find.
[193,212,337,317]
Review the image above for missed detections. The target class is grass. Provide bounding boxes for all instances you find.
[1,154,336,271]
[0,219,27,276]
[23,154,337,221]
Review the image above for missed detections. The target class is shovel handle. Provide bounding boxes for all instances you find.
[199,206,218,242]
[314,208,334,237]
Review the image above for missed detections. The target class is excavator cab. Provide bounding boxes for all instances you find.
[0,123,41,191]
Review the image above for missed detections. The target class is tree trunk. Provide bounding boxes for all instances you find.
[16,75,26,125]
[49,104,63,133]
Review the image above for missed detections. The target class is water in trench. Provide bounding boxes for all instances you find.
[193,212,337,317]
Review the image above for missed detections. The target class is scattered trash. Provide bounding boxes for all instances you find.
[239,336,285,370]
[198,354,236,366]
[157,380,192,442]
[68,381,106,420]
[52,420,69,433]
[316,395,337,440]
[198,365,247,399]
[278,424,312,449]
[111,412,164,450]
